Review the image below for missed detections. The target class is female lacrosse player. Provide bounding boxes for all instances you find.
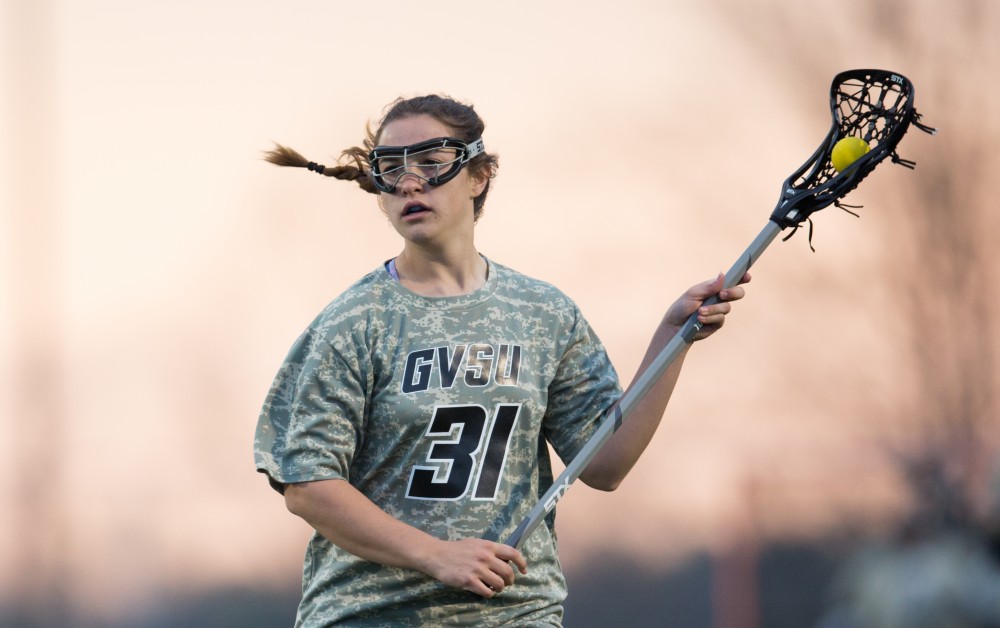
[254,95,749,626]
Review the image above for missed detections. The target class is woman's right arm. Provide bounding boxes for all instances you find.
[283,479,527,597]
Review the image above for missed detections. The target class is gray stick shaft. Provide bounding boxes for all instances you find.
[504,220,784,550]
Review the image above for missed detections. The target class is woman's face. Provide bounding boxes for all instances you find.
[376,114,486,248]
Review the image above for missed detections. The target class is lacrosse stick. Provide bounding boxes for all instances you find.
[505,69,936,550]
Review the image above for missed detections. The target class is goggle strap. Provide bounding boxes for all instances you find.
[465,138,485,160]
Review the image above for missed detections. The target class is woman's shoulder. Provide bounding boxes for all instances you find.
[307,265,393,334]
[490,260,583,315]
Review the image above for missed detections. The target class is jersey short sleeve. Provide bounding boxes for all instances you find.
[540,302,623,465]
[254,281,375,492]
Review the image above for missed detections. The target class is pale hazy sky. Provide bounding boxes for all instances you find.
[2,0,994,622]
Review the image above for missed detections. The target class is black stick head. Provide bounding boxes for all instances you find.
[770,69,935,230]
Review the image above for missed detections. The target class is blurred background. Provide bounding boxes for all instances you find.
[2,0,998,626]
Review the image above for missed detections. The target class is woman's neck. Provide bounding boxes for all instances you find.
[394,246,488,297]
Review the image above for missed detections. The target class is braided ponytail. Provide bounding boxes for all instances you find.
[262,143,377,195]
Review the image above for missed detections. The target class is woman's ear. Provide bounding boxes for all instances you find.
[469,168,489,199]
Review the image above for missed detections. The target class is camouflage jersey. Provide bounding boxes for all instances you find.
[255,258,622,627]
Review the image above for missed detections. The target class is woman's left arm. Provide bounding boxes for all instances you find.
[579,272,750,491]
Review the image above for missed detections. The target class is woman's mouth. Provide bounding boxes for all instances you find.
[403,203,431,216]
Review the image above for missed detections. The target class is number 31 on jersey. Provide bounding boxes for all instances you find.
[405,404,521,502]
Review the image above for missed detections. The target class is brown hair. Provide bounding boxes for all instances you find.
[263,95,499,221]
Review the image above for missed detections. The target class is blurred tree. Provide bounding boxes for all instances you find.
[710,0,999,538]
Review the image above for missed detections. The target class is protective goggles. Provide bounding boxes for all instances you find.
[368,137,485,193]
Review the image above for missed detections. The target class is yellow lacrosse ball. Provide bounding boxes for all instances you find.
[831,136,871,173]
